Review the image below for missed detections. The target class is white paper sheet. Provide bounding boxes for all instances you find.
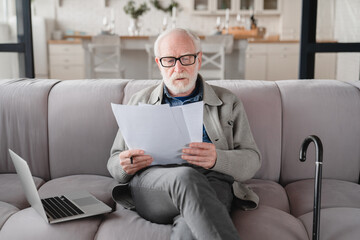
[111,102,203,165]
[173,101,203,142]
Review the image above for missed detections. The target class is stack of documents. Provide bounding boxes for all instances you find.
[111,101,203,165]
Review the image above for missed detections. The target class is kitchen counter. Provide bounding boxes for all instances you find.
[62,35,150,40]
[247,39,336,43]
[57,35,249,50]
[49,35,248,80]
[52,35,304,45]
[48,39,83,44]
[249,39,299,43]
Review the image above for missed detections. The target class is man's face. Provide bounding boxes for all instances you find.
[155,32,202,97]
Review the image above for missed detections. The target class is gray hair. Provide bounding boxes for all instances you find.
[153,28,201,57]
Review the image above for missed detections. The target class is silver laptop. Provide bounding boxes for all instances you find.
[9,149,112,224]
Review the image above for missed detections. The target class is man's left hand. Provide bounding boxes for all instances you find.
[182,142,217,169]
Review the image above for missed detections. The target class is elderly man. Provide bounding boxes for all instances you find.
[108,28,261,240]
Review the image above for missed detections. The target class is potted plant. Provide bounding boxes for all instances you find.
[150,0,179,30]
[124,0,150,35]
[150,0,179,15]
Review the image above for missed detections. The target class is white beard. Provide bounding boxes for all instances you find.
[162,66,198,95]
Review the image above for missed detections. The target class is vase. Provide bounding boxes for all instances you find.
[128,18,140,36]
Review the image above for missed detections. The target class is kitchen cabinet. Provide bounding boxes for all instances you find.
[267,43,299,80]
[245,44,267,80]
[49,42,85,80]
[192,0,235,14]
[193,0,212,13]
[192,0,280,14]
[267,52,298,80]
[238,0,280,14]
[245,42,299,80]
[245,42,337,80]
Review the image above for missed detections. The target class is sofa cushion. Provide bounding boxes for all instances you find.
[0,79,59,180]
[285,179,360,217]
[0,207,104,240]
[231,205,308,240]
[298,207,360,240]
[38,175,118,209]
[0,201,19,230]
[48,80,129,178]
[95,205,171,240]
[277,80,360,185]
[245,179,290,212]
[0,174,44,209]
[209,80,282,181]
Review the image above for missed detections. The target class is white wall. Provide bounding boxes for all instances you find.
[33,0,280,37]
[334,0,360,82]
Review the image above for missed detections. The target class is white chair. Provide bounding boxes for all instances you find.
[87,35,125,79]
[203,34,234,54]
[199,43,226,80]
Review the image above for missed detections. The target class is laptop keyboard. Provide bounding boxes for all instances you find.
[41,196,84,220]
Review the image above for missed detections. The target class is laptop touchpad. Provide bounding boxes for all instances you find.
[72,197,99,206]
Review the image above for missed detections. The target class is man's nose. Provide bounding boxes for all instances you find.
[174,59,184,72]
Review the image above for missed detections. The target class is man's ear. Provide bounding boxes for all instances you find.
[197,52,202,70]
[155,57,162,70]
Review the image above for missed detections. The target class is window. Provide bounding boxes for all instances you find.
[299,0,360,79]
[0,0,34,79]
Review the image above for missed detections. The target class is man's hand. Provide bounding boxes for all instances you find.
[119,149,153,175]
[181,142,217,169]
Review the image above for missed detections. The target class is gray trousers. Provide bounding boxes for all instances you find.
[129,165,241,240]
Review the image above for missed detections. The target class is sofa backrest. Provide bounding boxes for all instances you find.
[278,80,360,185]
[0,79,59,180]
[209,80,282,181]
[2,79,359,185]
[47,80,129,179]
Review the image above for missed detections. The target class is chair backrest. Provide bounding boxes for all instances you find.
[203,34,234,54]
[87,35,123,78]
[199,43,226,80]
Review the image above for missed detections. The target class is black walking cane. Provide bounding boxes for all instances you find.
[299,135,323,240]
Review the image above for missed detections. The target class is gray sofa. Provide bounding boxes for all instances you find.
[0,78,359,240]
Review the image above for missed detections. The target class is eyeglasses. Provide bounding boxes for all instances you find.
[159,53,199,68]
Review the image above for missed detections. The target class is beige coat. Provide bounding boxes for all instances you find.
[108,76,262,210]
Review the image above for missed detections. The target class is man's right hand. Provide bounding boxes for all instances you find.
[119,149,153,175]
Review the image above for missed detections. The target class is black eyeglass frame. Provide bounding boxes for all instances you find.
[159,53,200,68]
